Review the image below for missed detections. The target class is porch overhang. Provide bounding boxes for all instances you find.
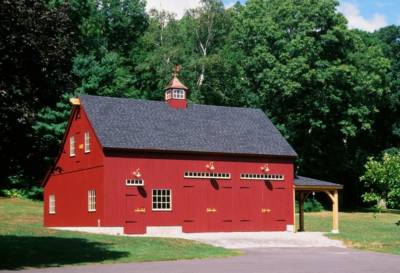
[293,176,343,234]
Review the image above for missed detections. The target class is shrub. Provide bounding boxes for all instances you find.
[295,198,324,212]
[360,151,400,209]
[1,186,43,200]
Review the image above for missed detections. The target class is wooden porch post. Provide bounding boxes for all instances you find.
[332,190,339,233]
[324,190,339,233]
[299,192,305,232]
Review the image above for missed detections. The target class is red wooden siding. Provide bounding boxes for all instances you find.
[103,152,294,233]
[44,107,105,227]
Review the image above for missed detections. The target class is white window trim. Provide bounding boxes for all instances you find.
[172,89,185,99]
[84,131,90,153]
[152,189,172,211]
[126,179,144,186]
[69,136,75,157]
[88,190,96,212]
[49,194,56,214]
[240,173,284,181]
[184,172,231,179]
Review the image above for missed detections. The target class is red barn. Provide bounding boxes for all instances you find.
[43,75,342,234]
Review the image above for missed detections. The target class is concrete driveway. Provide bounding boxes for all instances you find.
[3,247,399,273]
[137,231,345,248]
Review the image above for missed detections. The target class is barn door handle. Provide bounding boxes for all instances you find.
[206,208,217,213]
[261,208,271,213]
[134,208,146,213]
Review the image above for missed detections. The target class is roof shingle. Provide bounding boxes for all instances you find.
[80,95,297,157]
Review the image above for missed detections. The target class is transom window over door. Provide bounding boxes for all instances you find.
[152,189,172,211]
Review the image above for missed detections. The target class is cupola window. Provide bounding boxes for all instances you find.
[165,91,172,100]
[172,89,185,99]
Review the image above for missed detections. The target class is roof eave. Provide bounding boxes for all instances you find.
[103,146,298,160]
[294,184,344,190]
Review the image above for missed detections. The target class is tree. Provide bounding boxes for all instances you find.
[360,151,400,209]
[230,0,391,206]
[0,0,78,187]
[72,0,148,98]
[373,26,400,146]
[33,0,148,182]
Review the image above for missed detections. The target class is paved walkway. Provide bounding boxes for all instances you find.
[3,247,399,273]
[132,231,345,248]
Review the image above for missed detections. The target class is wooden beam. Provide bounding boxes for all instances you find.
[69,97,80,106]
[294,185,343,190]
[324,190,335,202]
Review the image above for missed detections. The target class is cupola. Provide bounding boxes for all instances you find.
[164,65,188,109]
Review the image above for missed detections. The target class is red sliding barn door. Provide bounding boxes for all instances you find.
[206,182,233,232]
[235,185,260,231]
[260,183,288,231]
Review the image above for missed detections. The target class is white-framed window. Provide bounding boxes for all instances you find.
[49,194,56,214]
[172,89,185,99]
[84,131,90,153]
[165,91,171,100]
[69,136,75,157]
[184,172,231,179]
[88,190,96,212]
[240,173,284,181]
[152,189,172,211]
[126,179,144,186]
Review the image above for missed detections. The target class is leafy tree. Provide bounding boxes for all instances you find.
[0,0,78,187]
[132,9,187,100]
[73,52,139,97]
[360,151,400,209]
[230,0,390,205]
[373,26,400,145]
[32,93,73,167]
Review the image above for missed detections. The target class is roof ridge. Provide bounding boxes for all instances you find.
[79,94,262,112]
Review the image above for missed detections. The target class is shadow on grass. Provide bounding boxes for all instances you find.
[0,235,129,270]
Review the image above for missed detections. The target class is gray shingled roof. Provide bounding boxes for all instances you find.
[80,95,297,157]
[295,176,343,189]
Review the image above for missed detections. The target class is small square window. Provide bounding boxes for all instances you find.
[152,189,172,211]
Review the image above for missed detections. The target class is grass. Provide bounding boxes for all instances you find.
[298,211,400,255]
[0,198,239,270]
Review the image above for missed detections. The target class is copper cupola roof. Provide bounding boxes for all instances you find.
[165,75,188,90]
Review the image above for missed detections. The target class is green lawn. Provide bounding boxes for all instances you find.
[298,211,400,255]
[0,198,239,270]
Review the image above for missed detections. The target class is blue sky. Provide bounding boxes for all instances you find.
[146,0,399,32]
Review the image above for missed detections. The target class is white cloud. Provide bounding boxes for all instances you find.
[225,1,236,9]
[146,0,201,18]
[338,2,388,32]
